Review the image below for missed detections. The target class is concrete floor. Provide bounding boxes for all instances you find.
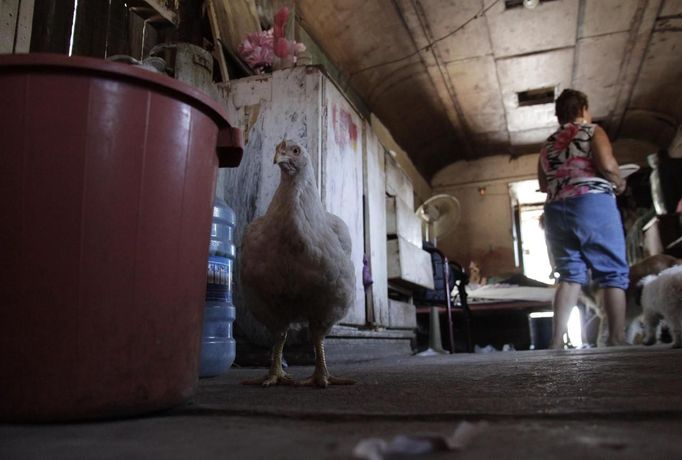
[2,345,682,459]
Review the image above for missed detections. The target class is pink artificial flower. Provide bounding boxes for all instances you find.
[238,30,275,72]
[274,6,290,30]
[237,15,306,73]
[274,37,289,58]
[273,6,289,41]
[292,41,306,56]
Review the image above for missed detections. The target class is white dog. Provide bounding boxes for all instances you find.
[639,264,682,348]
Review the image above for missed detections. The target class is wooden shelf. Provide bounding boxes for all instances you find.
[127,0,177,26]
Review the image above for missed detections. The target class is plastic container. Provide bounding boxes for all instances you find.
[199,198,237,377]
[199,303,237,377]
[529,316,553,350]
[0,53,242,421]
[205,198,236,303]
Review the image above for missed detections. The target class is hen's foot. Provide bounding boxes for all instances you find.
[241,372,294,387]
[295,373,356,388]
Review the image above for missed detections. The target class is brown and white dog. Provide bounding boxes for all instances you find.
[639,265,682,348]
[581,254,682,346]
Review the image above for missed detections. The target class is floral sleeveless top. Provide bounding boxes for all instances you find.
[540,122,613,202]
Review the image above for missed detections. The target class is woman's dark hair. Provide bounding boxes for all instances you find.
[555,89,588,124]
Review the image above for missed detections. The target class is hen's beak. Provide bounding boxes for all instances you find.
[274,141,286,164]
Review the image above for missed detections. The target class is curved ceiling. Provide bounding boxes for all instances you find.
[297,0,682,180]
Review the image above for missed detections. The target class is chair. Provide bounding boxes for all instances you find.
[413,242,473,353]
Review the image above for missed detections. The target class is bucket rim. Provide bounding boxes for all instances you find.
[0,53,231,129]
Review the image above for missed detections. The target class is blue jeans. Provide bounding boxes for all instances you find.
[544,193,629,289]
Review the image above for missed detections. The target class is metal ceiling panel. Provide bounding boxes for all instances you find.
[497,48,574,132]
[661,0,682,16]
[580,0,640,38]
[630,24,682,120]
[509,126,556,146]
[298,0,411,71]
[446,56,506,132]
[573,32,629,119]
[485,0,579,58]
[473,129,510,144]
[418,0,492,63]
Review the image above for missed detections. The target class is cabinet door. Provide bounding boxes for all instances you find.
[321,79,365,325]
[364,125,389,326]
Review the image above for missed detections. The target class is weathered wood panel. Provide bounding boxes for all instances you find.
[212,0,260,55]
[386,195,422,248]
[29,0,71,53]
[385,152,414,209]
[388,299,417,329]
[105,0,130,57]
[363,121,389,327]
[321,73,365,325]
[71,0,109,57]
[387,237,434,290]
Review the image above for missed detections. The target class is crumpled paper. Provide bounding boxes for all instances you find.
[353,421,487,459]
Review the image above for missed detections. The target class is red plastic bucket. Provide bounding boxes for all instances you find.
[0,53,242,421]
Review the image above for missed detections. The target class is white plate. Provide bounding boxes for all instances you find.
[619,164,640,178]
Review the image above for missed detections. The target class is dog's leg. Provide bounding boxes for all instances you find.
[667,314,682,349]
[642,310,659,346]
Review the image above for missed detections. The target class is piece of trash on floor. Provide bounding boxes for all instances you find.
[577,435,628,450]
[474,344,515,353]
[352,421,487,459]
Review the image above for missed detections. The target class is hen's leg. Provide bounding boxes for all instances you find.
[296,330,355,388]
[241,329,293,387]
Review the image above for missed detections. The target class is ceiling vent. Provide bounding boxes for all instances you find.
[517,87,555,107]
[505,0,557,9]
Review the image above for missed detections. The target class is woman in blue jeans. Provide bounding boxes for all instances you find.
[538,89,629,348]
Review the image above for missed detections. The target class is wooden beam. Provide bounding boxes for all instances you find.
[29,0,72,53]
[608,0,664,139]
[126,0,176,26]
[205,0,230,84]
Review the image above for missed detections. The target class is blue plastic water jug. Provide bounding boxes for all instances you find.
[199,197,237,377]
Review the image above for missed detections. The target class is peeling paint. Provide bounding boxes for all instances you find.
[332,104,358,151]
[242,104,261,146]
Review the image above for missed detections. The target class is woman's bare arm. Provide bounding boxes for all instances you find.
[592,125,625,194]
[537,156,548,193]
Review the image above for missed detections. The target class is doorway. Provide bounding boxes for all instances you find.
[509,180,553,284]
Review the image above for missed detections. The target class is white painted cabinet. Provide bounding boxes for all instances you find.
[386,195,422,247]
[385,153,434,292]
[221,67,365,325]
[387,237,434,290]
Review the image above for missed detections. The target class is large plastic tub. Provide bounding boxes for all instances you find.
[0,53,242,421]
